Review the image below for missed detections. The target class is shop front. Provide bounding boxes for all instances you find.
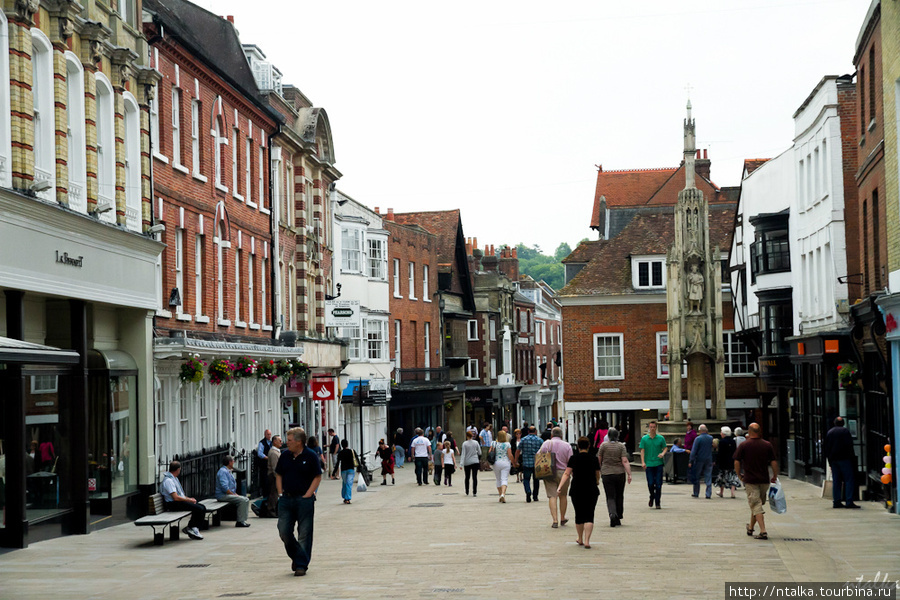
[876,293,900,511]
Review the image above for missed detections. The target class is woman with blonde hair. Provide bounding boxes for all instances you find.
[491,430,515,503]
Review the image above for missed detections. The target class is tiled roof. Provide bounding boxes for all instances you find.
[743,159,770,177]
[590,163,725,228]
[391,210,462,267]
[560,204,737,297]
[561,239,605,264]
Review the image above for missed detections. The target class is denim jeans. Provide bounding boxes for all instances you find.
[394,446,405,468]
[645,465,663,506]
[691,460,713,498]
[341,469,355,501]
[277,495,315,569]
[831,459,856,505]
[522,466,539,500]
[414,457,429,484]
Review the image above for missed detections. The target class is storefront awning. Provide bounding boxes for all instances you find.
[0,336,79,365]
[342,379,369,398]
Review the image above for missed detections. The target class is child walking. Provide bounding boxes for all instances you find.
[442,441,457,486]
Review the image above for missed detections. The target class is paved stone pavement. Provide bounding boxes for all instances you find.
[2,470,900,600]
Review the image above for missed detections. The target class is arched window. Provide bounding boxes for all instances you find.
[214,114,225,188]
[31,29,54,201]
[65,52,86,213]
[95,73,115,223]
[216,220,227,322]
[123,92,141,231]
[0,10,11,187]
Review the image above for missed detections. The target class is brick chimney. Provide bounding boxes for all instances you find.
[498,244,519,281]
[482,244,499,272]
[386,208,394,222]
[226,15,234,23]
[695,149,711,181]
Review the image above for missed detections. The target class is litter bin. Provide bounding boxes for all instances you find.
[234,468,247,497]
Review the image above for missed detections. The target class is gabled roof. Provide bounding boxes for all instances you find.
[561,239,605,264]
[590,163,725,229]
[392,210,462,267]
[144,0,278,121]
[560,204,736,297]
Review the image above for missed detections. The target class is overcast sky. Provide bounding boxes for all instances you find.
[196,0,868,255]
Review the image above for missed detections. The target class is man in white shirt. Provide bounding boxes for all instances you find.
[409,428,433,486]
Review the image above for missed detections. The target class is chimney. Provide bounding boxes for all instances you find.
[703,149,708,159]
[473,237,478,253]
[695,149,711,181]
[482,244,499,272]
[374,206,379,214]
[466,237,472,256]
[386,208,394,221]
[512,248,517,258]
[490,244,494,256]
[226,15,234,23]
[696,149,701,159]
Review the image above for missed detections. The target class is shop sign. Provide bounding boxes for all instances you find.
[325,300,360,327]
[55,251,84,268]
[368,378,389,405]
[311,379,335,401]
[88,478,97,492]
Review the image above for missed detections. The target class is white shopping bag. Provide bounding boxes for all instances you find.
[768,478,787,514]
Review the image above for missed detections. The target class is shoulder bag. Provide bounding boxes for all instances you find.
[534,439,558,480]
[487,442,497,465]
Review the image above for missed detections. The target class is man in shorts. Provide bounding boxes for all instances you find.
[538,427,573,528]
[734,423,778,540]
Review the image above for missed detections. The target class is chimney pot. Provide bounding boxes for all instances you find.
[226,15,234,23]
[374,206,379,214]
[703,149,708,159]
[696,149,701,159]
[473,237,478,252]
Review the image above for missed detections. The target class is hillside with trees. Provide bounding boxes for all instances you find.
[514,241,587,291]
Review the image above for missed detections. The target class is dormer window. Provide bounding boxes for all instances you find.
[632,257,665,289]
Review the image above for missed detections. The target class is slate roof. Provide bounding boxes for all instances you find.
[144,0,277,119]
[590,163,727,229]
[560,204,737,297]
[391,210,462,267]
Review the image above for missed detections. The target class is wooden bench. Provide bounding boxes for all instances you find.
[134,493,191,546]
[198,498,228,529]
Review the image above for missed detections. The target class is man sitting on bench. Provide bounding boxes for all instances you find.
[216,455,251,527]
[160,460,207,540]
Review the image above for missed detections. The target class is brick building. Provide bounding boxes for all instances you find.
[144,0,301,478]
[0,0,163,547]
[517,275,562,426]
[560,142,756,447]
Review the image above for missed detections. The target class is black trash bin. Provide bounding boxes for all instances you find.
[234,468,247,497]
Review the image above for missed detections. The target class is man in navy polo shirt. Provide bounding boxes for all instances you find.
[275,427,322,577]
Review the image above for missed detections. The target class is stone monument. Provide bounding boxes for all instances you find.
[664,101,727,426]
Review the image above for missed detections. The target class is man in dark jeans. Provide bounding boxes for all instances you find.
[825,417,860,509]
[275,427,322,577]
[159,460,207,540]
[328,428,341,479]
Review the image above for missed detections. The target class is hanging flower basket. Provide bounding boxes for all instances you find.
[209,358,236,385]
[277,357,310,383]
[234,356,258,378]
[838,363,862,391]
[179,354,206,384]
[257,359,278,382]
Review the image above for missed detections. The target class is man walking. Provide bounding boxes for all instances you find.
[538,426,573,527]
[688,424,714,499]
[327,428,341,480]
[734,423,778,540]
[639,421,667,509]
[216,455,251,527]
[159,460,207,540]
[257,429,273,496]
[409,428,433,485]
[479,423,493,468]
[393,428,406,468]
[515,425,543,502]
[825,417,860,509]
[275,427,322,576]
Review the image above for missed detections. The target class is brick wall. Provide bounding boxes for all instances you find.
[881,0,900,276]
[838,81,862,303]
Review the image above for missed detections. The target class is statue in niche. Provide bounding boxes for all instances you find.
[687,263,704,313]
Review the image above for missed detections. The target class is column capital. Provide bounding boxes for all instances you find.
[45,0,84,42]
[79,20,113,65]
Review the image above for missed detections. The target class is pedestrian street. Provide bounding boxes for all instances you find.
[1,471,898,600]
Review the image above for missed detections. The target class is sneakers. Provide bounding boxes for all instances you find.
[294,567,308,577]
[235,521,251,528]
[183,526,203,540]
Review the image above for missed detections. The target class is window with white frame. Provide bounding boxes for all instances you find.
[394,320,401,370]
[216,223,226,321]
[171,87,182,166]
[235,249,242,322]
[244,137,252,201]
[123,93,141,231]
[393,258,401,297]
[31,30,54,201]
[408,262,416,299]
[490,358,497,380]
[214,115,226,189]
[155,387,166,460]
[593,333,624,379]
[465,359,479,380]
[341,227,362,273]
[424,322,431,369]
[633,257,665,289]
[365,318,388,360]
[231,126,239,196]
[30,374,57,393]
[175,228,184,315]
[248,254,255,324]
[0,10,11,187]
[179,387,189,453]
[195,235,204,316]
[65,53,87,213]
[191,99,201,175]
[272,152,283,223]
[468,319,478,340]
[336,325,361,360]
[423,265,429,301]
[260,256,267,325]
[490,319,496,341]
[150,83,161,159]
[198,385,209,449]
[367,238,386,280]
[723,331,754,376]
[656,331,686,378]
[257,144,265,208]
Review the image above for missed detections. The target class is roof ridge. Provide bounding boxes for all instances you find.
[601,167,678,174]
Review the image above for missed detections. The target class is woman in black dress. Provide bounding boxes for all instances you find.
[556,436,601,548]
[715,426,740,498]
[377,439,395,485]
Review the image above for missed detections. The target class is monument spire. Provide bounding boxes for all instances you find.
[683,100,696,190]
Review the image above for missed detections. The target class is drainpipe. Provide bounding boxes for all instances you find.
[269,131,279,342]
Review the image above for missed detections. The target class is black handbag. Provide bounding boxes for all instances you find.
[487,442,497,465]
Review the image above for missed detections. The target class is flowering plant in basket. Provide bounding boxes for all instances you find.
[234,356,258,378]
[837,363,861,391]
[209,358,236,385]
[257,359,278,382]
[179,354,206,384]
[277,358,310,383]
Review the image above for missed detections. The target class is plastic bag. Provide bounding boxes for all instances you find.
[768,478,787,514]
[357,477,367,493]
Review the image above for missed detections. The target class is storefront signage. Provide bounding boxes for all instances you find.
[87,478,97,492]
[325,299,360,327]
[368,378,389,405]
[311,379,335,401]
[55,251,84,267]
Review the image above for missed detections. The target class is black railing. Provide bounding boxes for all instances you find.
[393,367,450,387]
[157,443,251,500]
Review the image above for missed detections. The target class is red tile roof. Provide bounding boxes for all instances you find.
[743,159,770,177]
[561,204,737,297]
[391,210,462,268]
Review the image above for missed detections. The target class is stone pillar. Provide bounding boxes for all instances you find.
[687,353,706,420]
[137,67,161,233]
[8,1,38,191]
[712,248,727,420]
[79,22,110,213]
[48,1,81,207]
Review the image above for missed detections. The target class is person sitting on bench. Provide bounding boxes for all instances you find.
[160,460,207,540]
[216,455,251,527]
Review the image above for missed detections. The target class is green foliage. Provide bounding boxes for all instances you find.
[515,243,566,290]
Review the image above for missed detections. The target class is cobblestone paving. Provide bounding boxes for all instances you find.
[2,471,899,600]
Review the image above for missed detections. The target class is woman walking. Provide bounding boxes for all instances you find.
[461,431,481,497]
[597,428,631,527]
[557,437,601,548]
[308,435,326,470]
[441,441,457,486]
[512,428,523,482]
[492,430,515,503]
[337,439,356,504]
[377,439,395,485]
[715,426,740,498]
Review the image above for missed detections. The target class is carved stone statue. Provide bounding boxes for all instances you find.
[687,264,704,313]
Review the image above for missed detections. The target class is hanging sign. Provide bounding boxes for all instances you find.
[325,299,360,327]
[311,379,336,401]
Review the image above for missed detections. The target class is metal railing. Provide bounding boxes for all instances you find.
[393,367,450,386]
[157,443,251,500]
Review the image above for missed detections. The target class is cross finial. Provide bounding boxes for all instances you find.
[685,83,693,98]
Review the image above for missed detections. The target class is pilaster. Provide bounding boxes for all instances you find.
[7,0,37,190]
[79,21,111,211]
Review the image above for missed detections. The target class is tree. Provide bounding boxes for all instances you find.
[554,243,572,261]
